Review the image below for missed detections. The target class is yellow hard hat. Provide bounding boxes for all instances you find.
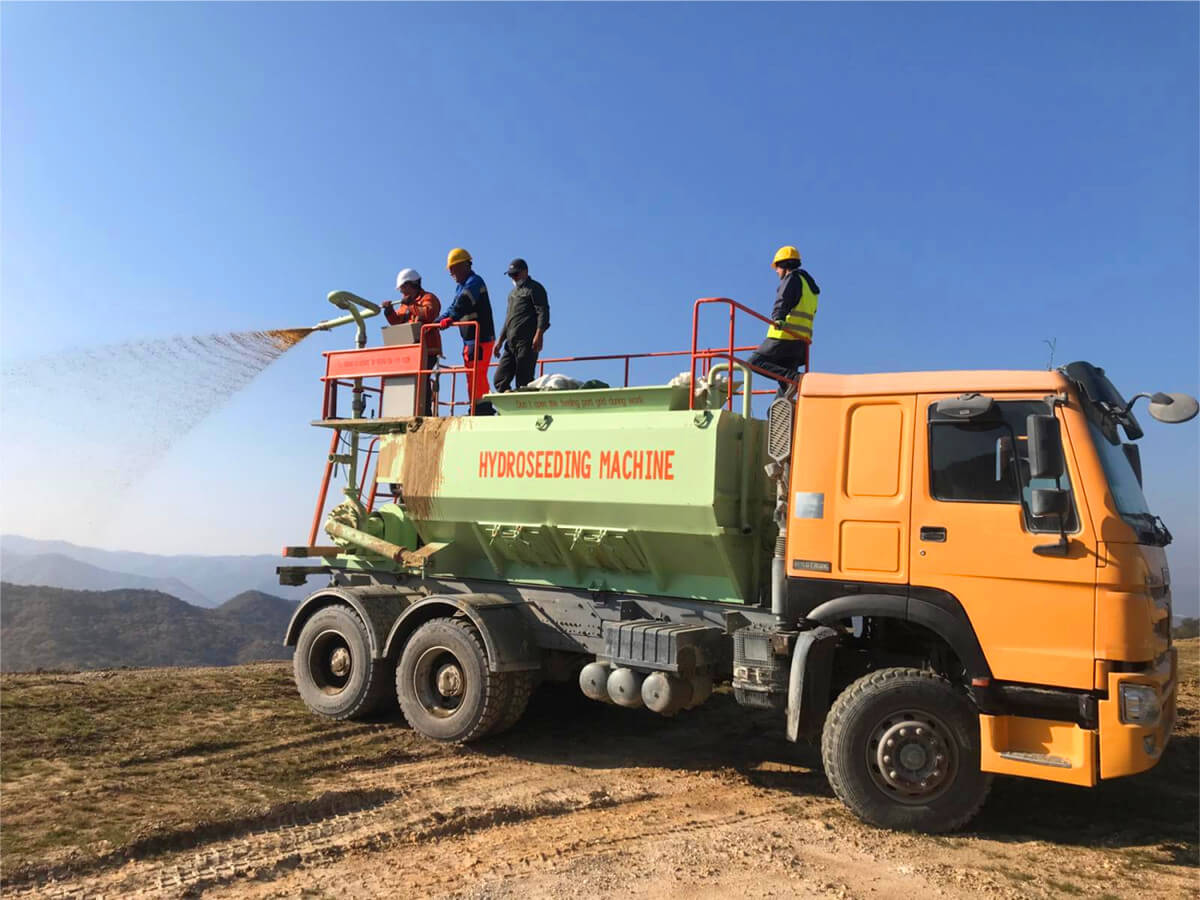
[446,247,472,268]
[773,245,801,266]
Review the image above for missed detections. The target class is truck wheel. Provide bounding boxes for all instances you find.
[396,618,508,743]
[491,671,536,735]
[821,667,991,833]
[293,605,389,720]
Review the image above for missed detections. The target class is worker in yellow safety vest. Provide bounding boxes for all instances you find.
[748,245,820,397]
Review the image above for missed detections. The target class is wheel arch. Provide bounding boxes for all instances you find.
[285,588,384,657]
[383,595,540,672]
[805,590,992,682]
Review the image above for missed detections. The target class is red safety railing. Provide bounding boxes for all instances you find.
[305,296,810,547]
[689,297,810,410]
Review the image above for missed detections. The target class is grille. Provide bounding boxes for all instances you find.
[766,398,794,462]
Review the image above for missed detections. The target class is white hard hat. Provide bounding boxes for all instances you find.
[395,268,421,289]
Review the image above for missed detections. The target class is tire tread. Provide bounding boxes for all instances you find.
[490,671,536,735]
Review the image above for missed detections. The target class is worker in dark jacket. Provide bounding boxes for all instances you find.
[493,258,550,392]
[748,245,819,397]
[440,247,497,415]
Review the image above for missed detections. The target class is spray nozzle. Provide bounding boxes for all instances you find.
[327,290,380,315]
[310,291,384,347]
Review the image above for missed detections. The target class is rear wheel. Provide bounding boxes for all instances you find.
[293,605,389,720]
[491,670,536,735]
[821,667,991,833]
[396,618,508,743]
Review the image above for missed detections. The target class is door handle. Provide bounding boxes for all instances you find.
[920,526,947,542]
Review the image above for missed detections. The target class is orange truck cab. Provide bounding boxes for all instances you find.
[780,360,1190,827]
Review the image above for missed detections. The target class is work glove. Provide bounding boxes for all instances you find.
[438,317,453,331]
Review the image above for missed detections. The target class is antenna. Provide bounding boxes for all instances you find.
[1042,338,1057,371]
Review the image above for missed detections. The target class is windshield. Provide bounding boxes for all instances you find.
[1063,360,1170,545]
[1087,421,1152,516]
[1084,419,1172,546]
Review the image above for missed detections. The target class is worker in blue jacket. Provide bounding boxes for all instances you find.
[440,247,497,415]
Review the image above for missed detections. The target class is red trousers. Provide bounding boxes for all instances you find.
[463,341,495,405]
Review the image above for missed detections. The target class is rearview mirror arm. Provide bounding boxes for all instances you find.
[1033,525,1069,557]
[1112,393,1161,418]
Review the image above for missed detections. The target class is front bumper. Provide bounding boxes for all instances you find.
[1098,647,1177,779]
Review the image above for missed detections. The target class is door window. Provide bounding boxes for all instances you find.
[928,401,1077,533]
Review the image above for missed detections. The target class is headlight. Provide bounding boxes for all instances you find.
[1119,684,1160,725]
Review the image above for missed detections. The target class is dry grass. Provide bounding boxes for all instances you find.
[1,641,1196,891]
[0,662,401,875]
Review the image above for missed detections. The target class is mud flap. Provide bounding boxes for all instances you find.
[470,602,541,672]
[786,626,839,742]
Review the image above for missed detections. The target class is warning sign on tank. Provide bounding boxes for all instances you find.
[477,449,675,481]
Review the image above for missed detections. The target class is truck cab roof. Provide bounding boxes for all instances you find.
[800,369,1069,398]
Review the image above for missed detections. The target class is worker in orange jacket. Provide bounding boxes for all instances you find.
[383,268,441,415]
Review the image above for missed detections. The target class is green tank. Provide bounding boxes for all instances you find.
[354,383,773,605]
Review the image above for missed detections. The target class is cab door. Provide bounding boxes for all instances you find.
[908,395,1096,689]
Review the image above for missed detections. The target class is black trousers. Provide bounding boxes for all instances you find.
[493,338,538,392]
[748,338,809,396]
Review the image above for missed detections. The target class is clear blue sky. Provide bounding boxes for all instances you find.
[2,3,1197,606]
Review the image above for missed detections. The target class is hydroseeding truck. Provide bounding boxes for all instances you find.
[281,290,1196,832]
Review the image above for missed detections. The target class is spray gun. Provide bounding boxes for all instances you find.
[311,290,382,349]
[312,290,383,527]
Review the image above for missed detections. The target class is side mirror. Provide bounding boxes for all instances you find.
[1147,392,1199,424]
[1027,414,1064,480]
[1030,488,1069,518]
[1121,443,1143,486]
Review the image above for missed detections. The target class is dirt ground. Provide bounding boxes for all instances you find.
[2,642,1196,899]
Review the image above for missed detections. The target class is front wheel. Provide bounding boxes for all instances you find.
[821,667,992,833]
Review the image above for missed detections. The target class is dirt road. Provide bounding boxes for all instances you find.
[2,644,1196,898]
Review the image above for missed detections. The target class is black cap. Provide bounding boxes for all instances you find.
[504,258,528,276]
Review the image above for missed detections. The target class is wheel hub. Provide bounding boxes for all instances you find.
[309,629,354,695]
[899,742,928,770]
[869,712,957,803]
[436,663,465,697]
[329,647,352,678]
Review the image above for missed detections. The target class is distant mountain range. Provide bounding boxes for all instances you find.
[0,535,321,607]
[0,583,298,671]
